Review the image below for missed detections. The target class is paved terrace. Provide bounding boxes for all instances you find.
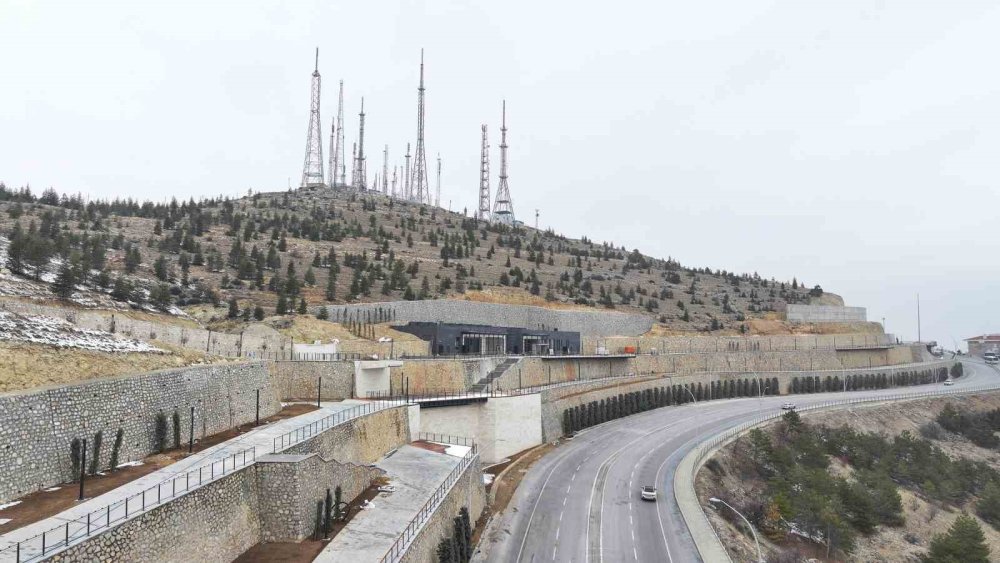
[0,400,383,562]
[316,444,464,562]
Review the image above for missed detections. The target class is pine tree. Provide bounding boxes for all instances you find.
[924,514,990,563]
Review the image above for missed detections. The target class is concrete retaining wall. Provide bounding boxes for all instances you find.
[323,300,653,337]
[0,362,280,504]
[584,332,892,355]
[398,455,487,563]
[419,394,543,464]
[390,357,508,395]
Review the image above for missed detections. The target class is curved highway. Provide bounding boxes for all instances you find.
[481,360,995,563]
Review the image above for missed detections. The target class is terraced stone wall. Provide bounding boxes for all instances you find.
[0,362,279,503]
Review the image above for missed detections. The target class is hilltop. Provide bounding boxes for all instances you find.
[0,183,835,334]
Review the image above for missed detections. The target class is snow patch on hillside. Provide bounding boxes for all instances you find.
[0,311,164,353]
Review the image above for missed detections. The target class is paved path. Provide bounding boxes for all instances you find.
[479,361,995,563]
[0,400,369,561]
[316,444,462,562]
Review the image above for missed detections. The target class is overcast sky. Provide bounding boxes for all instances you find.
[2,0,998,348]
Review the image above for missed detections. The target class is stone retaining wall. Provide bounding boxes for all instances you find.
[538,360,953,441]
[269,361,355,401]
[284,406,413,464]
[256,453,383,542]
[398,455,487,563]
[0,362,280,503]
[585,332,893,355]
[390,357,507,395]
[49,465,262,563]
[323,300,652,337]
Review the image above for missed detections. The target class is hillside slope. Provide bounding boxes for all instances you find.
[0,184,832,333]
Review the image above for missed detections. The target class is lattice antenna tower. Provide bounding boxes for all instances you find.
[382,145,389,195]
[332,80,346,186]
[352,98,367,190]
[436,154,442,208]
[492,100,515,225]
[410,49,430,204]
[391,166,399,198]
[350,142,357,188]
[404,143,412,200]
[327,120,336,189]
[478,124,491,222]
[300,48,325,188]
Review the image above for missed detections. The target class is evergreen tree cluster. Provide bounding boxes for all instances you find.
[562,377,781,434]
[788,366,949,395]
[435,506,473,562]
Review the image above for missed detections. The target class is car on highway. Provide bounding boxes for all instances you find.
[985,352,999,365]
[781,402,796,410]
[944,379,954,386]
[640,485,657,501]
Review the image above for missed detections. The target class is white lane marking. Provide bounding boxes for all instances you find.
[567,485,572,494]
[572,473,576,481]
[634,547,638,560]
[563,497,567,506]
[552,545,558,560]
[560,511,564,522]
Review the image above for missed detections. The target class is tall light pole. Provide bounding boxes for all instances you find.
[709,497,764,563]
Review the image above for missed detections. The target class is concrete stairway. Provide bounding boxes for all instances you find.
[471,357,520,392]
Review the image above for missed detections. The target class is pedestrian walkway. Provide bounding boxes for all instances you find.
[0,400,382,562]
[316,444,463,562]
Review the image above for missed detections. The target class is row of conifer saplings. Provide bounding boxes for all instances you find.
[562,364,955,435]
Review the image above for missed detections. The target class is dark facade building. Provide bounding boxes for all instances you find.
[394,322,581,356]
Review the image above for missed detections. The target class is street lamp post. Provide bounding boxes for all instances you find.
[709,497,764,563]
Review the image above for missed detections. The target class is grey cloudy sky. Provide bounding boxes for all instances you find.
[2,0,998,348]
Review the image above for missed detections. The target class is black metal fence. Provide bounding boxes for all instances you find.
[0,447,257,563]
[271,400,400,453]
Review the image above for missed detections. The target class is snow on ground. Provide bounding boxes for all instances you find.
[483,474,495,486]
[432,443,472,458]
[0,518,10,525]
[0,500,21,511]
[0,311,163,353]
[116,461,143,469]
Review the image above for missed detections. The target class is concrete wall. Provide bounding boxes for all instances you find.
[49,465,262,563]
[256,453,383,542]
[323,300,653,337]
[269,361,355,401]
[584,332,892,355]
[786,305,867,323]
[0,362,280,503]
[398,455,487,563]
[418,394,543,464]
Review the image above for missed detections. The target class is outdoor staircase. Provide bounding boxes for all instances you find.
[471,357,520,393]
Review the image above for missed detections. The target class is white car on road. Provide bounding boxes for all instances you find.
[640,485,657,501]
[781,402,796,410]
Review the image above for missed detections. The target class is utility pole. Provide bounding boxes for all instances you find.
[535,209,539,230]
[436,153,441,208]
[404,143,412,200]
[917,293,922,343]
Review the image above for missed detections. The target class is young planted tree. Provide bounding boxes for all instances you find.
[154,412,168,453]
[109,428,124,471]
[89,430,103,476]
[70,437,82,480]
[172,409,182,449]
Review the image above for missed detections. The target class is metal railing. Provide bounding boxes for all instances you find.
[365,388,507,402]
[0,446,257,563]
[271,400,399,453]
[379,445,480,563]
[416,432,477,448]
[682,380,1000,563]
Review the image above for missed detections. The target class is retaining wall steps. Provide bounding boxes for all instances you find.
[471,358,520,393]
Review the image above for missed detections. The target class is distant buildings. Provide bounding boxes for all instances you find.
[394,322,580,356]
[964,334,1000,357]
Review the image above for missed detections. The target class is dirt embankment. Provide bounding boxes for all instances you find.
[697,392,1000,562]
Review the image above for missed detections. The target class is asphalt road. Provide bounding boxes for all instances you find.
[482,360,994,563]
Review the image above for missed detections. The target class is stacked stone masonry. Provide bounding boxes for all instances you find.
[270,361,355,401]
[324,300,653,337]
[0,362,279,503]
